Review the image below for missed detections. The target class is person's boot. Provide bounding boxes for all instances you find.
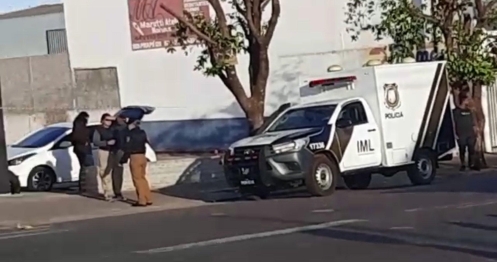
[459,165,466,171]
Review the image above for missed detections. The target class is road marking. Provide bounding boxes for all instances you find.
[390,226,414,230]
[404,208,423,212]
[457,201,497,209]
[311,209,334,213]
[135,219,367,254]
[0,228,69,240]
[210,213,226,216]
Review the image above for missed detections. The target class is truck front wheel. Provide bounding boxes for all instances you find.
[305,154,338,196]
[343,173,372,190]
[407,149,436,185]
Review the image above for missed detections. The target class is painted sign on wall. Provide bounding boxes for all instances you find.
[127,0,210,51]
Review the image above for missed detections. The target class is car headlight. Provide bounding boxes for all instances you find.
[272,138,308,154]
[8,153,35,166]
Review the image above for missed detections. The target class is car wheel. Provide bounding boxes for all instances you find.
[407,149,437,185]
[27,166,55,192]
[305,154,338,196]
[343,173,372,190]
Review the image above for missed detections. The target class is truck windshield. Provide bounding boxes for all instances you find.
[267,105,336,132]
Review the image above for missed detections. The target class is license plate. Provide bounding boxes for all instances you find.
[240,179,255,185]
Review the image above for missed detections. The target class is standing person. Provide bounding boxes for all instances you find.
[110,115,127,200]
[453,92,479,171]
[122,118,152,207]
[93,113,116,201]
[71,111,93,193]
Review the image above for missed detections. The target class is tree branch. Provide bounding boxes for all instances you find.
[206,48,250,109]
[207,0,229,36]
[487,0,497,11]
[235,0,262,41]
[264,0,281,44]
[261,0,270,10]
[475,0,485,18]
[160,4,217,45]
[403,0,441,25]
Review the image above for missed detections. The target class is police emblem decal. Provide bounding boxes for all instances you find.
[384,83,401,110]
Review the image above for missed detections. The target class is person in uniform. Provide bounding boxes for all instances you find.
[122,118,152,207]
[453,93,479,171]
[92,113,116,201]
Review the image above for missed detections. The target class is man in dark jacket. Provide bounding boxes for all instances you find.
[93,113,116,201]
[110,115,127,200]
[453,94,479,171]
[123,118,152,207]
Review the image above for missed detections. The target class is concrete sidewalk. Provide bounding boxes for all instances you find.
[0,191,209,229]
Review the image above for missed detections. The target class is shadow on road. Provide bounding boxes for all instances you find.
[305,227,497,260]
[381,173,497,194]
[448,221,497,232]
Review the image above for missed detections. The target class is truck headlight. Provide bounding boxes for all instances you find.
[272,138,308,154]
[8,153,35,166]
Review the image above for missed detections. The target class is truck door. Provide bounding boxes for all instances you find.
[336,101,382,171]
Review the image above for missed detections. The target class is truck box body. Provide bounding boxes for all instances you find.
[299,61,455,168]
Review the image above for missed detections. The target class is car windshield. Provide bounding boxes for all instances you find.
[267,104,337,132]
[12,127,69,148]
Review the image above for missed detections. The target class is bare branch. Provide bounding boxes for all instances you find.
[205,48,249,108]
[401,0,441,25]
[264,0,281,44]
[207,0,229,36]
[160,4,216,45]
[475,0,485,18]
[487,0,497,10]
[262,0,270,10]
[236,0,262,40]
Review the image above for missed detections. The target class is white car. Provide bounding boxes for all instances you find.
[6,106,157,191]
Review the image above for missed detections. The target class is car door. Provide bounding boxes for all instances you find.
[51,134,81,182]
[336,101,382,171]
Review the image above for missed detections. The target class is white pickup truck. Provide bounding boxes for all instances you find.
[223,61,456,198]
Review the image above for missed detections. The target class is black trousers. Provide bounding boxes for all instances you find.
[8,171,20,194]
[75,151,93,192]
[458,135,476,167]
[112,150,124,196]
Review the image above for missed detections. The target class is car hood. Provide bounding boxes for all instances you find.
[6,146,40,160]
[230,128,321,148]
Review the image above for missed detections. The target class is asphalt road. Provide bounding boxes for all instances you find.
[1,173,497,262]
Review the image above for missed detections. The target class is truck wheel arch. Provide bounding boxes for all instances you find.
[315,150,340,171]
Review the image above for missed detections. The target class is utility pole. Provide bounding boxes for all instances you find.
[0,79,10,194]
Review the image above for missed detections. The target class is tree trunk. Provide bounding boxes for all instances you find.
[246,101,264,134]
[472,83,487,168]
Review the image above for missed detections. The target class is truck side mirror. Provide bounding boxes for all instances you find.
[336,118,352,128]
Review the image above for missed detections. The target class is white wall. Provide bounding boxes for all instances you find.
[63,0,390,121]
[0,12,65,59]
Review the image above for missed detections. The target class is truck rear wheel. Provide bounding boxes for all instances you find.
[343,173,372,190]
[407,149,436,185]
[305,154,338,196]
